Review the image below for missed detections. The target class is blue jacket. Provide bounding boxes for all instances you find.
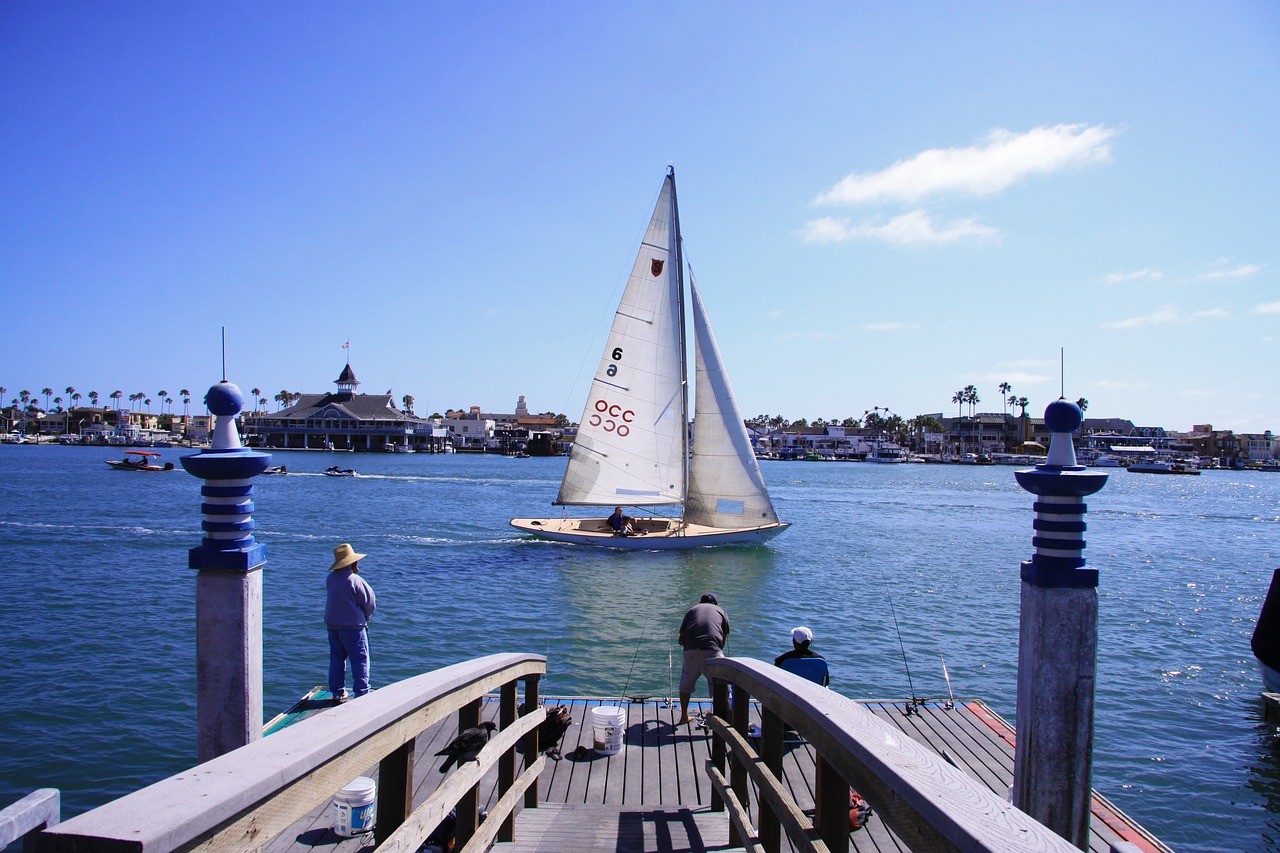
[326,568,377,629]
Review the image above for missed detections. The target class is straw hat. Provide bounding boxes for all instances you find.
[329,543,366,571]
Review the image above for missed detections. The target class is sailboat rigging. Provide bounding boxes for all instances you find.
[509,167,789,549]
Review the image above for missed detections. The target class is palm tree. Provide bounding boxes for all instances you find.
[158,391,168,414]
[963,384,979,417]
[250,389,261,414]
[64,386,76,408]
[144,398,152,413]
[951,389,965,419]
[275,390,289,411]
[998,382,1012,418]
[180,390,190,419]
[402,394,415,415]
[109,390,123,409]
[20,391,31,408]
[1075,397,1089,414]
[166,397,174,415]
[89,391,99,408]
[41,388,53,411]
[53,396,63,412]
[72,392,81,408]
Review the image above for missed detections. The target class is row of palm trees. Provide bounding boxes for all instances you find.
[2,386,200,419]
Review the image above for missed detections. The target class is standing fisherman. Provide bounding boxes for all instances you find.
[325,543,377,701]
[676,593,730,725]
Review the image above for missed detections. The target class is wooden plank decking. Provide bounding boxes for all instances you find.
[264,693,1170,853]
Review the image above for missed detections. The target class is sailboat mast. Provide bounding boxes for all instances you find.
[668,165,691,507]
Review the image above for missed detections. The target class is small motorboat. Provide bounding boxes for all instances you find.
[263,465,288,475]
[323,466,356,478]
[106,450,174,472]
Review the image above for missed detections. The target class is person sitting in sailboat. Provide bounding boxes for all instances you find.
[608,506,638,536]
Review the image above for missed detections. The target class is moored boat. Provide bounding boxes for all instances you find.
[1127,457,1200,475]
[1253,569,1280,693]
[510,168,788,549]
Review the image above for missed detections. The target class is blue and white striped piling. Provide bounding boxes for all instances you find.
[1011,399,1107,848]
[180,381,271,761]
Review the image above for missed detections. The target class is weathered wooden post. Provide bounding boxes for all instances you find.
[180,381,271,761]
[1012,399,1107,848]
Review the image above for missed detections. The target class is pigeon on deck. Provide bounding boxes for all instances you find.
[436,721,498,773]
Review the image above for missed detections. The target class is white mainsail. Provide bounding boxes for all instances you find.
[684,273,781,529]
[556,175,686,506]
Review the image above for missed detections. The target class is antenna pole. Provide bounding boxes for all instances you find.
[1060,347,1064,398]
[221,327,227,382]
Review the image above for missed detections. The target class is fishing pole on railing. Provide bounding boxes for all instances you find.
[887,594,923,716]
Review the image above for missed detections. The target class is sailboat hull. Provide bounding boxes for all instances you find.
[509,517,790,550]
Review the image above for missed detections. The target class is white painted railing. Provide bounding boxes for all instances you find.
[37,653,546,853]
[704,657,1080,853]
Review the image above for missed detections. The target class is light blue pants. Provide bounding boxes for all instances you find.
[328,627,370,697]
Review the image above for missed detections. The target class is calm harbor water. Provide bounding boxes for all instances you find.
[1,443,1278,851]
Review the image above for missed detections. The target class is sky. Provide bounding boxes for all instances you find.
[2,2,1278,432]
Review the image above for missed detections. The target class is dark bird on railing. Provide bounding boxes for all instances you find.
[436,721,498,773]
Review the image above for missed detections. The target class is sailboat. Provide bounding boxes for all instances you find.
[510,168,789,549]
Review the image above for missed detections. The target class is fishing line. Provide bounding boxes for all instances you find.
[887,594,920,716]
[617,614,651,703]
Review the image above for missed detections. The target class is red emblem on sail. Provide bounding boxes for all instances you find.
[651,259,665,277]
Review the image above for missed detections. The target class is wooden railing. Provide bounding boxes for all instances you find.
[704,657,1080,853]
[0,788,59,852]
[38,653,546,853]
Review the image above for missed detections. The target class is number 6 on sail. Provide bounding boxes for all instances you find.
[509,167,790,549]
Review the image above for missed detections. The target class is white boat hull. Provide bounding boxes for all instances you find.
[510,516,790,549]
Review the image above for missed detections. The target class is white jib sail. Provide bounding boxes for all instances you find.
[684,272,781,528]
[556,175,686,506]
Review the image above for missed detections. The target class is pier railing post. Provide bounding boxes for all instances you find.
[1012,399,1108,848]
[523,673,541,809]
[498,679,518,842]
[456,698,482,848]
[710,679,729,816]
[179,381,271,762]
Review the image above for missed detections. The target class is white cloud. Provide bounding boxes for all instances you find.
[1199,263,1261,280]
[815,124,1116,206]
[864,321,921,332]
[1253,301,1280,314]
[1104,308,1179,329]
[1103,269,1163,283]
[800,210,999,246]
[1095,379,1149,391]
[1103,306,1226,329]
[980,372,1051,386]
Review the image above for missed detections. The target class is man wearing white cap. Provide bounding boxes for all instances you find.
[325,543,378,700]
[774,626,828,686]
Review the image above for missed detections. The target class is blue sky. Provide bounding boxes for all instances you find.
[2,2,1277,431]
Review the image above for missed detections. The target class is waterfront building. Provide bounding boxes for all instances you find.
[243,364,442,452]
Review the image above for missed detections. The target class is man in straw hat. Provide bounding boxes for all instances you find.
[325,543,377,701]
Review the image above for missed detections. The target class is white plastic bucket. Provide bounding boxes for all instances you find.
[332,776,377,837]
[591,705,626,755]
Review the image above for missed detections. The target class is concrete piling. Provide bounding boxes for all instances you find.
[1012,399,1108,848]
[180,381,272,761]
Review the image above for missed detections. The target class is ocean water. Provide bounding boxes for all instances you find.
[1,443,1277,851]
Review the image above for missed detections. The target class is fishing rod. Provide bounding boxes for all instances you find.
[937,642,956,710]
[618,615,652,704]
[887,595,922,716]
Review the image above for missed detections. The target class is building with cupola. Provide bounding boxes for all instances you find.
[242,364,448,452]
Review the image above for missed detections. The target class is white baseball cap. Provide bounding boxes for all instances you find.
[791,626,813,644]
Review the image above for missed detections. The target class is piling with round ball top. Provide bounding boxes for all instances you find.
[1011,398,1109,847]
[180,381,273,761]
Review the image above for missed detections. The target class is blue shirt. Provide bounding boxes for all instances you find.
[325,568,377,628]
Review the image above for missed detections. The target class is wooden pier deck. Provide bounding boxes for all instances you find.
[264,692,1170,853]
